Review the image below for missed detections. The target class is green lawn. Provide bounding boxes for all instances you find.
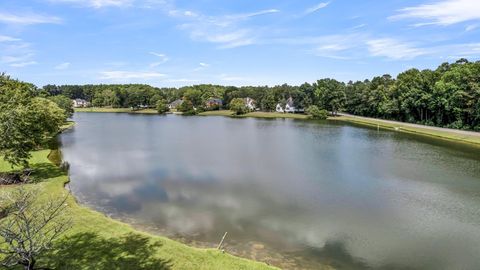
[198,110,234,116]
[75,107,159,114]
[199,110,309,119]
[0,151,278,270]
[332,115,480,146]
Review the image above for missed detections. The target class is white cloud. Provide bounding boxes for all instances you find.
[0,12,62,25]
[100,71,166,79]
[351,23,367,30]
[173,8,278,48]
[165,78,200,83]
[367,38,426,60]
[194,62,210,71]
[1,53,35,64]
[55,62,71,70]
[305,2,330,14]
[149,52,168,67]
[0,35,20,42]
[465,24,478,32]
[390,0,480,26]
[9,61,37,67]
[219,74,249,82]
[50,0,133,8]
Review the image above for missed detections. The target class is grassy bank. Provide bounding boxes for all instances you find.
[75,107,159,114]
[199,110,309,120]
[77,108,309,120]
[333,115,480,146]
[0,151,278,270]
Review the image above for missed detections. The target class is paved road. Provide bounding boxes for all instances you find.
[338,113,480,137]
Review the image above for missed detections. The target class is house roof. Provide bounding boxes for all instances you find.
[286,97,294,107]
[169,99,183,106]
[207,98,223,103]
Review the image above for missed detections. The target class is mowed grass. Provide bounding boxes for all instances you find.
[199,110,309,119]
[75,107,159,114]
[0,151,278,270]
[332,115,480,146]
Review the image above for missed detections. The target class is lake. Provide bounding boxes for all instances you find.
[60,112,480,270]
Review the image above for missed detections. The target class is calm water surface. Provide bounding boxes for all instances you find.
[60,113,480,270]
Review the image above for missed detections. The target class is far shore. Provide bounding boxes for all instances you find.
[74,108,480,147]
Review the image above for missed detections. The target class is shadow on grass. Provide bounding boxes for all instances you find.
[45,232,172,270]
[29,163,65,182]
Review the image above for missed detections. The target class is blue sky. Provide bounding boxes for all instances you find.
[0,0,479,87]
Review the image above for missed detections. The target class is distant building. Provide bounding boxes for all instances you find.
[205,98,223,108]
[244,97,256,110]
[168,99,184,110]
[72,99,89,108]
[275,103,284,113]
[284,97,295,113]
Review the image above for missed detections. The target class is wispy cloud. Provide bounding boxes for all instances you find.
[0,36,38,68]
[465,24,478,32]
[390,0,480,26]
[10,61,37,67]
[305,2,330,14]
[0,35,20,42]
[55,62,71,70]
[165,78,200,83]
[50,0,133,8]
[194,62,210,71]
[351,23,367,30]
[149,52,168,67]
[219,73,249,82]
[100,70,166,79]
[172,7,279,48]
[0,12,62,25]
[366,38,426,60]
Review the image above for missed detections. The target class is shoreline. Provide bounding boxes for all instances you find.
[74,108,480,147]
[0,144,278,270]
[333,114,480,147]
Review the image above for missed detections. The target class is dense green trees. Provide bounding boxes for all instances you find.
[229,98,248,115]
[306,105,328,120]
[315,79,346,115]
[38,59,480,130]
[0,74,66,167]
[156,100,168,114]
[49,95,74,118]
[344,59,480,130]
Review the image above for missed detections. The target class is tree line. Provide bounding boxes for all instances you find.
[31,59,480,130]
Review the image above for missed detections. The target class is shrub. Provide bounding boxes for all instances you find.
[306,105,328,120]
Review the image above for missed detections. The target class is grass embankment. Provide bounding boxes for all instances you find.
[0,151,278,270]
[199,110,309,120]
[75,107,158,114]
[333,115,480,146]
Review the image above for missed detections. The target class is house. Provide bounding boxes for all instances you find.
[244,97,256,110]
[285,97,295,113]
[168,99,184,110]
[72,99,89,108]
[275,103,284,113]
[205,98,223,108]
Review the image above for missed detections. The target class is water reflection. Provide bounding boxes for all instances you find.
[61,113,480,269]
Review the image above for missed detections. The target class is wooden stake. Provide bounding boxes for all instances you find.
[217,232,228,250]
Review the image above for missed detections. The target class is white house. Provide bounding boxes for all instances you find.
[275,103,284,113]
[285,97,295,113]
[72,99,89,108]
[244,97,256,110]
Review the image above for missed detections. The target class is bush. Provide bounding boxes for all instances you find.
[229,98,247,115]
[156,100,169,114]
[306,105,328,120]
